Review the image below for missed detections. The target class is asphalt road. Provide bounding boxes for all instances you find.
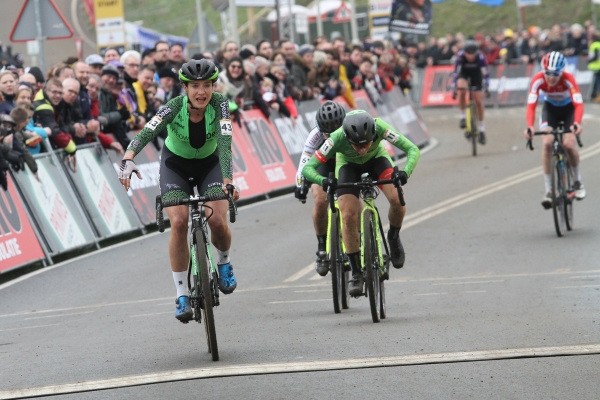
[1,105,599,400]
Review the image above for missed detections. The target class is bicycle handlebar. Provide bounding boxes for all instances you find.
[156,184,237,232]
[526,128,583,151]
[325,167,406,213]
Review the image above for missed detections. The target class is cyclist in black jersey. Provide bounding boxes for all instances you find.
[118,59,240,323]
[451,40,490,145]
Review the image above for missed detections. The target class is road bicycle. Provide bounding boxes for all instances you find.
[527,123,582,237]
[325,168,405,323]
[156,185,237,361]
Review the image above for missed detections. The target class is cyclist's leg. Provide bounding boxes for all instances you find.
[456,77,468,128]
[560,105,585,199]
[539,104,556,207]
[197,157,237,294]
[313,161,334,276]
[372,156,406,269]
[159,148,195,321]
[473,90,486,143]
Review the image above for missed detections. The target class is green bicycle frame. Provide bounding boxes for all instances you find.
[359,197,386,276]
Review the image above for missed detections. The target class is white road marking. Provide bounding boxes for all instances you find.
[0,324,60,333]
[269,299,330,304]
[431,279,504,286]
[23,311,94,320]
[554,285,600,289]
[3,344,599,399]
[415,292,448,296]
[131,312,172,318]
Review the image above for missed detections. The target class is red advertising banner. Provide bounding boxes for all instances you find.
[0,173,45,273]
[237,109,297,194]
[231,119,274,199]
[420,65,457,107]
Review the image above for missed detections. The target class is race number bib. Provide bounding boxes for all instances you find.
[220,119,233,136]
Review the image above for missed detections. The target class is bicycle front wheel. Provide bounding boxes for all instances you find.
[551,157,567,237]
[363,210,381,323]
[469,101,478,157]
[330,210,343,314]
[194,230,219,361]
[565,163,574,231]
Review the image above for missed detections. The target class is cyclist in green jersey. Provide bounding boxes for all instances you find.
[118,59,239,323]
[302,110,420,296]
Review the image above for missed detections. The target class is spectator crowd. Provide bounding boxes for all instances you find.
[1,18,599,190]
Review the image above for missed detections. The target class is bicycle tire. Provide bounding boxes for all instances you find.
[379,279,386,319]
[363,210,381,323]
[469,101,478,157]
[194,230,219,361]
[551,156,567,237]
[330,210,343,314]
[565,163,574,231]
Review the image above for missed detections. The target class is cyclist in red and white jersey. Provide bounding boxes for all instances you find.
[524,51,586,209]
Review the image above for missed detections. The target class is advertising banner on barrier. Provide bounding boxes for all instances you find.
[0,173,45,272]
[239,109,297,191]
[11,154,97,255]
[106,140,161,226]
[420,65,456,107]
[379,87,430,148]
[492,63,533,106]
[65,145,142,238]
[231,120,275,199]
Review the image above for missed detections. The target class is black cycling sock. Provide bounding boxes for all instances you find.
[317,234,327,252]
[347,252,361,276]
[388,226,401,240]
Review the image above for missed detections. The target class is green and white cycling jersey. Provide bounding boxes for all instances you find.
[126,92,233,180]
[302,117,420,186]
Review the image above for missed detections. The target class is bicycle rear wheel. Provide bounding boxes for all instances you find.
[330,210,343,314]
[363,210,381,323]
[551,157,567,237]
[194,230,219,361]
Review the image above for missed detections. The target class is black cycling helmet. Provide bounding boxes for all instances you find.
[463,40,479,55]
[178,59,219,82]
[342,110,375,145]
[316,101,346,134]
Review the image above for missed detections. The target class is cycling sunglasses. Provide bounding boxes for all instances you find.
[544,70,561,77]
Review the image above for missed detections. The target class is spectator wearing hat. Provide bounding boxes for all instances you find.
[99,64,130,148]
[157,66,181,102]
[499,28,519,64]
[85,53,105,75]
[289,44,317,101]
